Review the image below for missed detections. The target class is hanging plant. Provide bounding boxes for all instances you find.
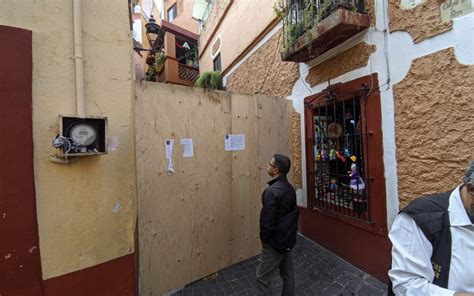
[156,51,166,65]
[195,71,223,90]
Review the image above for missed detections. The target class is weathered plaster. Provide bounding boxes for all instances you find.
[388,0,453,42]
[389,13,474,85]
[292,111,302,188]
[0,1,136,279]
[305,43,376,86]
[225,30,299,97]
[366,0,376,26]
[394,48,474,208]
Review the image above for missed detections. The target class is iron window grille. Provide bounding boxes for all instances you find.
[307,89,373,222]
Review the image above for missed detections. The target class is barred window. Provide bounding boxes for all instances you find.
[312,95,370,220]
[304,75,387,230]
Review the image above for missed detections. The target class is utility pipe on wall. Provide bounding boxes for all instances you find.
[73,0,85,116]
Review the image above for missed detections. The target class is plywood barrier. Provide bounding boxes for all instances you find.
[135,82,294,295]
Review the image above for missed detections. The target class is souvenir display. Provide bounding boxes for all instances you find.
[327,122,343,138]
[312,98,367,213]
[348,164,365,193]
[335,151,346,162]
[344,134,351,157]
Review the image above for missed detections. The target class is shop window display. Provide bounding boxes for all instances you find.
[312,96,370,218]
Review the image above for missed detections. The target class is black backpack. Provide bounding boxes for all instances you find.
[388,191,452,295]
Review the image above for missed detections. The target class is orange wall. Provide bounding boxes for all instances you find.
[199,0,278,74]
[164,0,200,34]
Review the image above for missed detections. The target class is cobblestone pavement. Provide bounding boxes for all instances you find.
[169,234,388,295]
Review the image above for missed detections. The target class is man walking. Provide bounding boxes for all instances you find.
[389,161,474,295]
[257,154,299,296]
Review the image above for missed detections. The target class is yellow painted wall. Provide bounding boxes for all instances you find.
[0,0,136,279]
[199,0,278,73]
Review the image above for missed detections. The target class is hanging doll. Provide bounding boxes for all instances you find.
[328,178,338,200]
[328,141,336,161]
[348,163,365,193]
[329,178,338,191]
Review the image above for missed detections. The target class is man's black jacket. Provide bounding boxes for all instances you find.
[260,175,298,253]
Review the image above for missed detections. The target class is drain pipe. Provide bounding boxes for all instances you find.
[73,0,85,116]
[50,0,84,164]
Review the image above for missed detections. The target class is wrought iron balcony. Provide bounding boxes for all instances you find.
[281,0,369,63]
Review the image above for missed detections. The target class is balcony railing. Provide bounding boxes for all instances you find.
[178,63,200,82]
[281,0,368,62]
[157,57,199,86]
[154,26,200,86]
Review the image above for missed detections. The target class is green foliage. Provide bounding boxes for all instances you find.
[155,52,166,65]
[282,0,337,53]
[184,47,199,68]
[273,1,286,19]
[145,63,157,81]
[195,71,223,90]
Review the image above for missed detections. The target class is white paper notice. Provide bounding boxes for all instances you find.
[165,139,175,175]
[180,138,194,158]
[165,139,174,159]
[224,134,245,151]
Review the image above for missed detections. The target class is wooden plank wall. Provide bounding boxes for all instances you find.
[135,82,294,295]
[230,94,294,263]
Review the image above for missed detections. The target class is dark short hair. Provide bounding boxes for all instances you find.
[463,161,474,185]
[273,154,291,175]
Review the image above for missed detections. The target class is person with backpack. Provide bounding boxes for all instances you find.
[256,154,299,296]
[388,161,474,295]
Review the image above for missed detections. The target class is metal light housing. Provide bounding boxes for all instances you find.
[145,15,161,52]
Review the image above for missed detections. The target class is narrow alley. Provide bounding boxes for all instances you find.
[170,235,387,296]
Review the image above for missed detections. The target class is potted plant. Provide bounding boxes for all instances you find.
[184,47,198,68]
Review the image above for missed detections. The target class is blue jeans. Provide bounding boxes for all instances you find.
[256,243,295,296]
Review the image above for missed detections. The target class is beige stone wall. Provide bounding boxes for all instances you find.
[0,1,136,279]
[199,0,279,73]
[226,30,299,97]
[394,48,474,208]
[306,42,376,87]
[164,0,200,34]
[292,111,302,188]
[365,0,376,26]
[388,0,453,42]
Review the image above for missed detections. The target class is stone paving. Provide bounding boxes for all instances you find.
[169,234,388,295]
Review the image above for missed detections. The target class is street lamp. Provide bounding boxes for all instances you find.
[132,14,163,80]
[145,15,161,53]
[132,15,162,66]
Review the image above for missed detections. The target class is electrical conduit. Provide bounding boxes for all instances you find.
[73,0,85,116]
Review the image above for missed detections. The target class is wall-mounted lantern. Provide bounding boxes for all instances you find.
[145,15,161,54]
